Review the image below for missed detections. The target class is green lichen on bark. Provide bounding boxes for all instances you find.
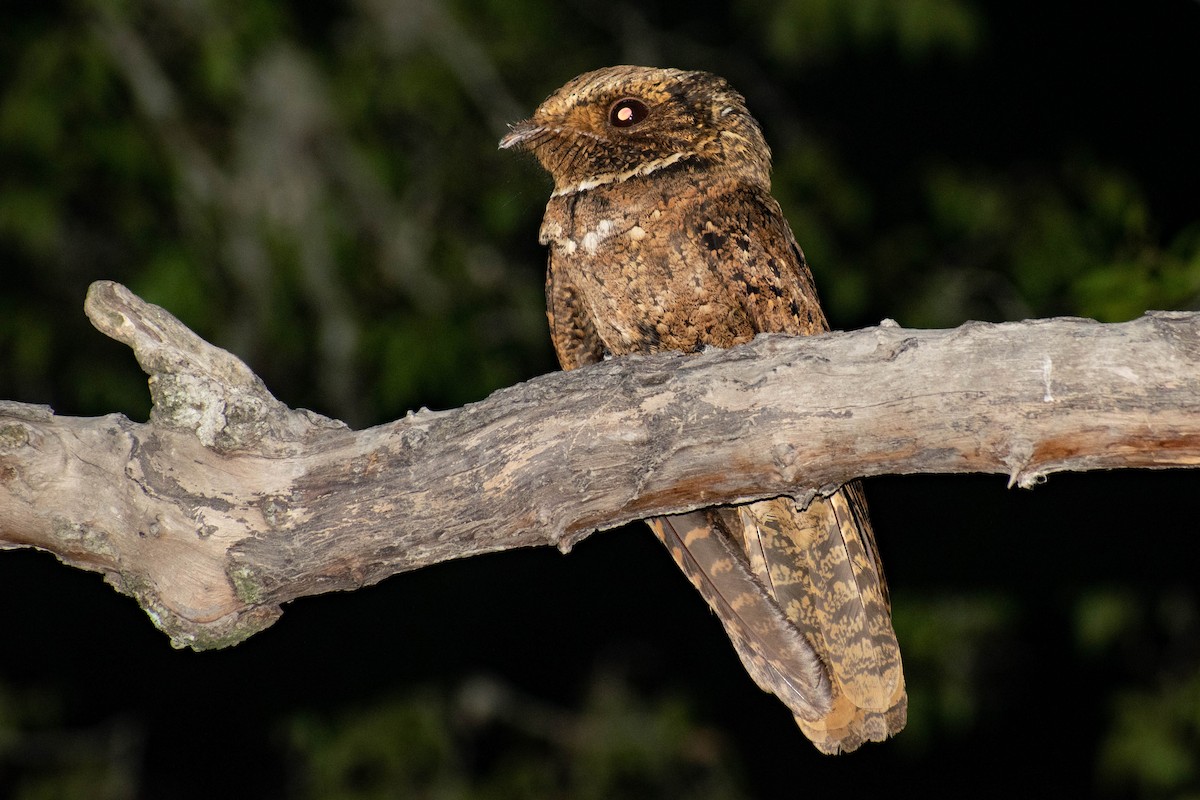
[51,515,119,559]
[112,569,281,651]
[228,562,265,605]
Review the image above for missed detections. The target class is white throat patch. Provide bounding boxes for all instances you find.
[552,151,693,197]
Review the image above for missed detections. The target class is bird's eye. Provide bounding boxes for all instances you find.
[608,98,649,128]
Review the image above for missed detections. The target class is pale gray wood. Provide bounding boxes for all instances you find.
[2,281,1197,649]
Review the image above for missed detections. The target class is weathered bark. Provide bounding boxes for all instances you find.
[2,281,1198,649]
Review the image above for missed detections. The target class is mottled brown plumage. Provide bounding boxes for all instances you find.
[501,65,905,753]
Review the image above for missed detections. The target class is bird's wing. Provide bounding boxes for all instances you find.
[546,251,607,370]
[672,181,907,751]
[692,180,830,338]
[647,512,833,721]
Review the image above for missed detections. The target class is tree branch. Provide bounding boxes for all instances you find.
[2,281,1198,649]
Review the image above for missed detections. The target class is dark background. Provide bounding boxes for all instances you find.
[2,1,1199,797]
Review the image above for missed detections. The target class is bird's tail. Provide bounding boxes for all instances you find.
[649,483,906,754]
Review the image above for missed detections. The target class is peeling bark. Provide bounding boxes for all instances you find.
[2,281,1198,649]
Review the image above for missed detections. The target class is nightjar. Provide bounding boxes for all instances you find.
[501,65,906,754]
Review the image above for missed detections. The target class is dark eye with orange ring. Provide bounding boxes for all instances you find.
[608,98,649,128]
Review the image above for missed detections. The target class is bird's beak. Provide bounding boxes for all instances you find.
[498,119,542,151]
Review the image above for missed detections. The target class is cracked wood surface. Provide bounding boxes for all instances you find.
[1,281,1198,649]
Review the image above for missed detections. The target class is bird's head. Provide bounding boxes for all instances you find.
[500,65,772,197]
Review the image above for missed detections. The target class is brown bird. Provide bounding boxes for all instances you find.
[500,65,905,753]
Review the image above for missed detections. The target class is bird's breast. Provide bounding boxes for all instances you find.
[542,181,756,355]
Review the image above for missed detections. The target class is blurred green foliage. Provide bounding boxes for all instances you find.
[4,0,1197,424]
[2,0,1199,797]
[1081,588,1200,797]
[287,672,748,800]
[749,0,982,64]
[0,683,138,800]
